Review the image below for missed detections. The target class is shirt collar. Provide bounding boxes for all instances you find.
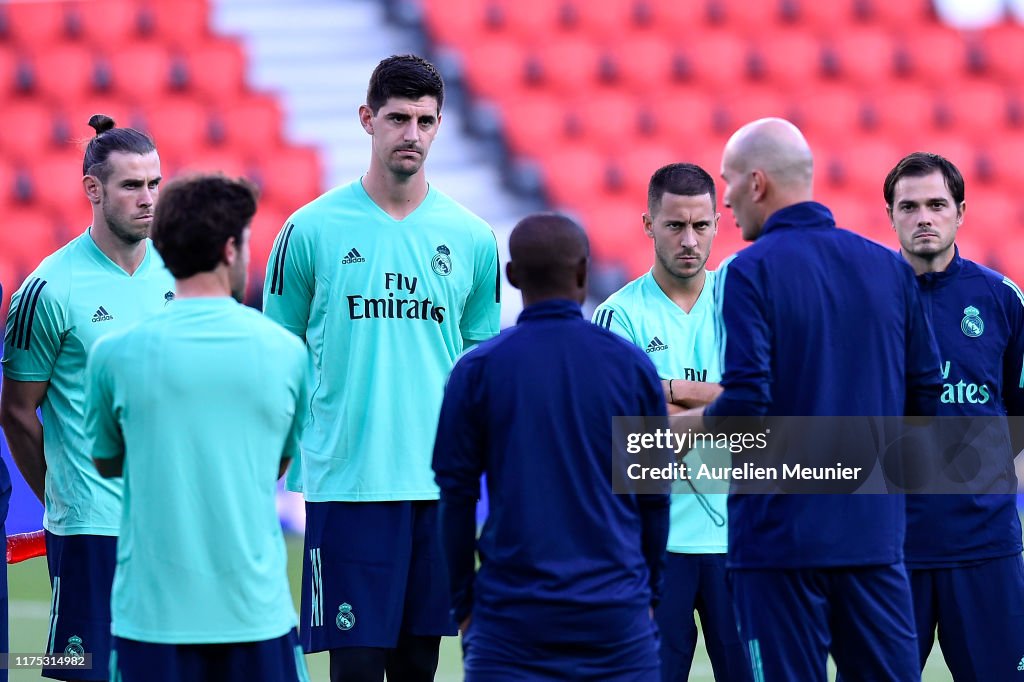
[916,245,963,289]
[517,299,584,324]
[761,201,836,236]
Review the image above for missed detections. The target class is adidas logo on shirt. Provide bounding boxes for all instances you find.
[91,306,114,323]
[646,336,668,353]
[341,248,366,264]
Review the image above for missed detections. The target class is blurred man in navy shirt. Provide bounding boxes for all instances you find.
[433,213,670,681]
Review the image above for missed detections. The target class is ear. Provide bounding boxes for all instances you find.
[712,211,721,234]
[222,235,238,266]
[642,212,654,239]
[575,257,588,291]
[358,104,374,135]
[83,175,102,205]
[886,205,895,229]
[505,261,520,290]
[956,200,965,225]
[750,169,768,202]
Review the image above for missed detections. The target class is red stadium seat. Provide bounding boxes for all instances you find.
[707,0,786,35]
[605,33,678,94]
[899,24,970,85]
[540,144,613,206]
[500,92,570,160]
[747,30,824,87]
[214,95,284,154]
[560,0,640,40]
[533,37,604,95]
[461,38,530,101]
[821,137,901,192]
[857,0,933,28]
[139,96,211,153]
[137,0,209,48]
[867,85,937,140]
[255,146,322,210]
[421,0,491,47]
[55,97,136,145]
[933,83,1010,139]
[170,150,250,180]
[1,0,68,48]
[483,0,562,40]
[712,86,794,137]
[182,38,247,103]
[249,204,292,276]
[0,160,19,207]
[829,29,897,85]
[615,142,692,198]
[65,0,140,48]
[788,0,856,31]
[793,85,869,139]
[642,0,708,33]
[105,42,173,100]
[26,43,100,101]
[0,208,62,273]
[645,87,716,145]
[569,88,643,153]
[577,197,648,264]
[0,101,60,162]
[979,23,1024,83]
[980,132,1024,192]
[29,151,91,214]
[676,30,748,85]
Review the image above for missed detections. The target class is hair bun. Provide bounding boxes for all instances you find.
[87,114,116,136]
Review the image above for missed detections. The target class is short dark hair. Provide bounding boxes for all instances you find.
[366,54,444,114]
[83,114,156,182]
[151,174,258,279]
[647,163,717,214]
[883,152,965,208]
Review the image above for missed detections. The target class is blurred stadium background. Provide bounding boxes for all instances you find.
[3,0,1024,678]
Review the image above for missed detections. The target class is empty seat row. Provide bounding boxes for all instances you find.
[0,0,209,50]
[425,0,935,45]
[0,93,283,161]
[0,39,248,103]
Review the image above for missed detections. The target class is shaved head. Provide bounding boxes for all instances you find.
[507,213,590,305]
[720,118,815,241]
[724,118,813,188]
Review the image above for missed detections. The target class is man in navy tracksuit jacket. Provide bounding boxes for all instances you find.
[885,152,1024,680]
[696,119,943,681]
[432,213,670,681]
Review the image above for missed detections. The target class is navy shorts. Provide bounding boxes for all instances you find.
[299,501,456,652]
[655,553,750,682]
[110,628,308,682]
[730,564,919,682]
[910,553,1024,679]
[462,623,660,681]
[43,532,117,681]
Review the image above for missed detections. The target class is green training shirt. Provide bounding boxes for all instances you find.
[594,268,728,553]
[263,180,501,501]
[2,229,174,536]
[87,297,308,643]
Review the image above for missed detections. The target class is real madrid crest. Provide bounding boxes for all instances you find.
[65,635,85,656]
[164,291,175,306]
[336,603,356,631]
[431,245,452,276]
[961,306,984,338]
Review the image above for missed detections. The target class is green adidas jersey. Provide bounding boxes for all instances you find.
[2,230,174,536]
[263,180,501,501]
[593,268,728,554]
[86,297,308,643]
